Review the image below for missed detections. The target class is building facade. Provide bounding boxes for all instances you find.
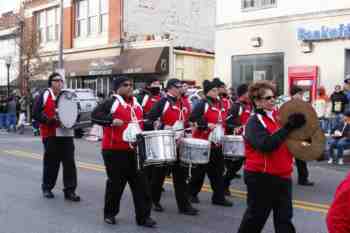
[0,12,21,96]
[22,0,216,96]
[216,0,350,99]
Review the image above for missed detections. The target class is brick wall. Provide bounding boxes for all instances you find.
[108,0,121,43]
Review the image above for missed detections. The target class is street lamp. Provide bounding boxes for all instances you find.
[5,57,11,98]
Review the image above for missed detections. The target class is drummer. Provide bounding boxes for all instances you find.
[188,80,233,207]
[32,72,80,201]
[225,84,252,195]
[144,78,198,216]
[91,77,156,227]
[136,78,162,115]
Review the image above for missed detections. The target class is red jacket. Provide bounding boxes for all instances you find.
[327,173,350,233]
[101,95,143,151]
[161,95,190,127]
[244,111,293,178]
[192,98,227,141]
[33,88,60,139]
[141,94,161,114]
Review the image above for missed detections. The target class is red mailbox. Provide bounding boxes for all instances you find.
[288,66,318,103]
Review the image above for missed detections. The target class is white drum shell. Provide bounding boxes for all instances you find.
[141,130,177,165]
[179,138,211,164]
[222,135,245,159]
[56,91,79,129]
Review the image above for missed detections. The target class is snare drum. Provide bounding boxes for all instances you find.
[179,138,210,165]
[222,135,245,160]
[139,130,177,165]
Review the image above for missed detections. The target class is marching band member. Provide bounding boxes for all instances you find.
[225,84,252,195]
[145,78,198,216]
[189,80,233,207]
[136,79,162,115]
[237,81,305,233]
[32,72,80,201]
[91,77,156,227]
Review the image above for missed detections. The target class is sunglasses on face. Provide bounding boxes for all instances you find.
[174,85,183,89]
[261,95,276,101]
[122,83,133,87]
[52,79,63,82]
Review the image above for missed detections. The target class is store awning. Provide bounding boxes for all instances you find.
[65,47,169,77]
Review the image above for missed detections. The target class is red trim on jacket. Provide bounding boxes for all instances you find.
[102,96,143,151]
[161,96,190,127]
[40,89,59,138]
[244,113,293,178]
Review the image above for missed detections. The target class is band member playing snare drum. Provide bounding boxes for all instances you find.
[91,77,156,227]
[145,78,199,216]
[189,80,233,207]
[32,72,80,202]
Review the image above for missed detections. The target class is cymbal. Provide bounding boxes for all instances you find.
[286,128,326,161]
[278,99,319,141]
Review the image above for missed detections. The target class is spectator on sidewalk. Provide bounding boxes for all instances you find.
[6,96,17,132]
[16,96,27,134]
[0,96,7,130]
[327,110,350,165]
[330,85,348,130]
[327,172,350,233]
[313,86,331,133]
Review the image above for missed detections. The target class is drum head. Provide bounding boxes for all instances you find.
[57,91,79,128]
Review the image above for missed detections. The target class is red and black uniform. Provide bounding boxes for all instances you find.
[32,88,77,194]
[141,93,161,115]
[144,93,194,213]
[224,99,253,190]
[91,95,152,225]
[189,96,229,204]
[237,109,295,233]
[327,172,350,233]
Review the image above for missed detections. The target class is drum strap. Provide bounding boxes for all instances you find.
[43,88,56,106]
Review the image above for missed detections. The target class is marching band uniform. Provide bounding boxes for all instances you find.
[189,80,232,207]
[225,84,252,194]
[145,78,198,215]
[91,77,156,227]
[32,73,79,201]
[139,91,162,115]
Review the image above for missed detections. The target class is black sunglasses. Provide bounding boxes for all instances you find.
[261,95,276,101]
[122,83,133,87]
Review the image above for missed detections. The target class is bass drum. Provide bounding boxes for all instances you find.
[56,90,79,129]
[71,89,98,129]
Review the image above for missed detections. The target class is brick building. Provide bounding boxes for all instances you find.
[22,0,215,96]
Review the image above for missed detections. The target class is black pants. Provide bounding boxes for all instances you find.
[189,147,226,202]
[224,158,244,189]
[102,150,151,223]
[295,159,309,183]
[147,162,192,211]
[237,171,295,233]
[42,137,77,193]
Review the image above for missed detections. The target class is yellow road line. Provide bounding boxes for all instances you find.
[2,149,330,213]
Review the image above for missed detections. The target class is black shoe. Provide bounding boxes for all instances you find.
[212,199,233,207]
[190,195,200,204]
[137,217,157,228]
[153,203,164,212]
[224,187,231,196]
[104,216,116,225]
[43,190,54,199]
[298,181,314,186]
[179,206,199,216]
[64,192,81,202]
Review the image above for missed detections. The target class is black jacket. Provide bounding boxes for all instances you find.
[91,97,116,127]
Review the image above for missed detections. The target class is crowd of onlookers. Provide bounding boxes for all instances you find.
[0,94,28,134]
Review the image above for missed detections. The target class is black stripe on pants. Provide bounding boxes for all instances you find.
[42,137,77,193]
[237,171,296,233]
[147,162,192,211]
[189,147,226,202]
[102,150,152,223]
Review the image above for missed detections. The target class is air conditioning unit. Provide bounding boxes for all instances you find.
[301,42,313,53]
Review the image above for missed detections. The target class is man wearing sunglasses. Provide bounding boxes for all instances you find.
[91,76,156,227]
[144,78,198,216]
[32,72,80,202]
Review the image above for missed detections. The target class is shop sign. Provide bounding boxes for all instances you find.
[297,24,350,41]
[89,59,114,75]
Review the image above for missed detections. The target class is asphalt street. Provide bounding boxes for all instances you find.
[0,131,347,233]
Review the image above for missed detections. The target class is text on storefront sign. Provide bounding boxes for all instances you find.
[297,24,350,41]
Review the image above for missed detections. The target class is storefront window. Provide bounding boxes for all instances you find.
[232,53,284,95]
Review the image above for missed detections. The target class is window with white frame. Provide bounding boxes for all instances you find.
[76,0,109,37]
[36,7,59,44]
[242,0,276,10]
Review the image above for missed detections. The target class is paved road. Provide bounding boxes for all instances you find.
[0,131,346,233]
